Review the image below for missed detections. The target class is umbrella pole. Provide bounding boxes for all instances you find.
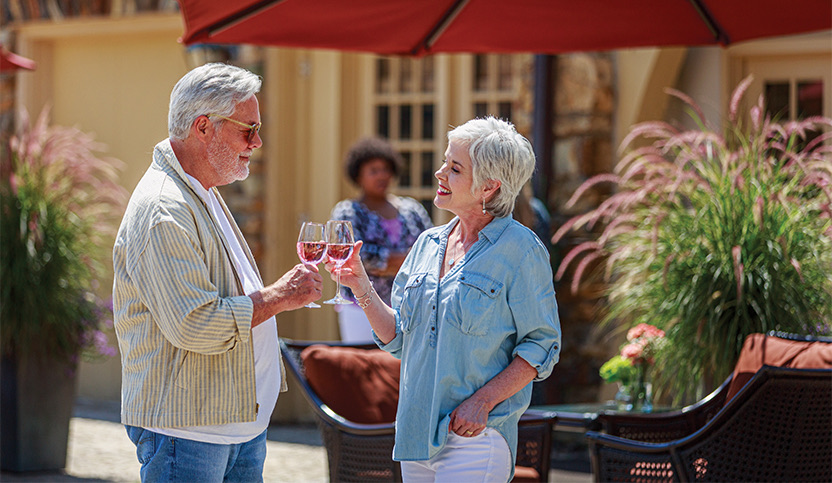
[532,54,554,205]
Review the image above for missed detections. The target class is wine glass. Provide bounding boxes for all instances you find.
[297,222,327,308]
[323,220,355,305]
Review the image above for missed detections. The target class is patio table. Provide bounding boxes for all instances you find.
[530,401,676,433]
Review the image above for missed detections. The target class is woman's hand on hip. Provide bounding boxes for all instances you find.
[449,357,538,438]
[449,395,491,438]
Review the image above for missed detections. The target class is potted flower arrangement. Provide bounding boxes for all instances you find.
[0,108,125,472]
[554,76,832,403]
[599,355,636,408]
[599,323,665,411]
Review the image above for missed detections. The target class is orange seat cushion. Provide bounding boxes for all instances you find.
[725,333,832,402]
[301,345,401,424]
[511,465,541,482]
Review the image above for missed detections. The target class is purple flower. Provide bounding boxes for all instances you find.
[93,330,118,357]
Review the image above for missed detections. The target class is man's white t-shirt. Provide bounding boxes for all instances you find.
[147,173,280,444]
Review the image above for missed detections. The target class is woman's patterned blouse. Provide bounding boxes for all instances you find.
[330,196,433,304]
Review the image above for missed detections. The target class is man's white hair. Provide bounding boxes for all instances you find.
[168,63,262,140]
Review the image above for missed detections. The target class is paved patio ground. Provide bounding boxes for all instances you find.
[0,399,591,483]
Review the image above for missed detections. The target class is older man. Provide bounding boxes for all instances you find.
[113,63,322,481]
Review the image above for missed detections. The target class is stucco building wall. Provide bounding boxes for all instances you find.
[6,12,830,420]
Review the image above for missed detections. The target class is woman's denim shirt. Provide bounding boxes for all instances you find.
[377,215,561,465]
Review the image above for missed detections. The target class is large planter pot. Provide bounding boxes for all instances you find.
[0,352,78,472]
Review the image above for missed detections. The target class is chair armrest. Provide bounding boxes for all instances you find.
[586,431,676,453]
[767,330,832,342]
[519,408,558,423]
[594,375,731,442]
[317,407,397,436]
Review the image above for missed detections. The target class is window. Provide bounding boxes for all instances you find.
[763,79,824,121]
[373,56,442,218]
[470,54,521,122]
[738,53,831,146]
[371,54,527,220]
[731,45,831,160]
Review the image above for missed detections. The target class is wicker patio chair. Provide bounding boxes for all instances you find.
[279,338,557,482]
[586,365,832,482]
[586,332,832,482]
[591,377,730,444]
[592,331,832,443]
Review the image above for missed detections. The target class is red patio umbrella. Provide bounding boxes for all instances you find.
[177,0,830,203]
[178,0,831,55]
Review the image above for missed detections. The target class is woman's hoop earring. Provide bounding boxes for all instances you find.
[482,199,487,215]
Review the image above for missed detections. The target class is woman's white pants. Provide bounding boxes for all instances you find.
[400,428,512,483]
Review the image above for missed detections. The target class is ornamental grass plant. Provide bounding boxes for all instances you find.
[1,108,126,364]
[553,77,832,402]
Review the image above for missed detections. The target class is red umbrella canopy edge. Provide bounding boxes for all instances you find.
[178,0,832,56]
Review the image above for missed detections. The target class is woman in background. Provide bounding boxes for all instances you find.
[330,137,432,342]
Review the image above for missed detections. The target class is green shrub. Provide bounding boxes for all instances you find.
[1,108,126,364]
[554,77,832,401]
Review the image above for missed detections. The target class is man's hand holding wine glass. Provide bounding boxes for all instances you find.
[250,260,323,322]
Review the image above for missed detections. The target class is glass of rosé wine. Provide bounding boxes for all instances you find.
[323,220,355,305]
[297,222,327,308]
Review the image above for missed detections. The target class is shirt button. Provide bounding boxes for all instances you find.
[431,326,435,331]
[491,289,495,293]
[432,305,435,310]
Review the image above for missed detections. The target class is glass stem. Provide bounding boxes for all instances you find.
[336,268,342,295]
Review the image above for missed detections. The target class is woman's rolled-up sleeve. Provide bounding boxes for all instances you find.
[509,243,561,381]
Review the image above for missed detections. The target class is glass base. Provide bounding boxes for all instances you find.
[323,295,352,305]
[304,302,321,308]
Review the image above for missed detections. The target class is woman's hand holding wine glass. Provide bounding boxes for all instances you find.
[323,239,367,288]
[323,220,355,305]
[298,220,368,308]
[323,237,397,344]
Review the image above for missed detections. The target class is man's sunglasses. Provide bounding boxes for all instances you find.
[208,114,262,144]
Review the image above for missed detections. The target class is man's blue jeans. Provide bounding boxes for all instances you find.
[125,425,267,482]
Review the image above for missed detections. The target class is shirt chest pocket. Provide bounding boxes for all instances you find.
[399,273,428,333]
[453,272,504,336]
